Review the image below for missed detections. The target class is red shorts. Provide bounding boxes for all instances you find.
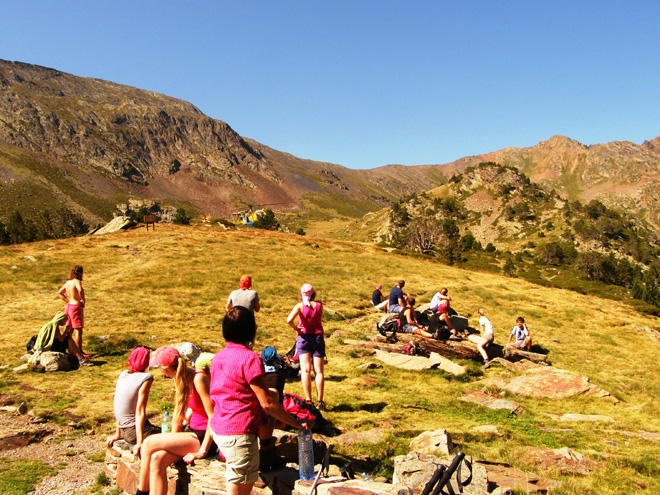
[65,304,84,329]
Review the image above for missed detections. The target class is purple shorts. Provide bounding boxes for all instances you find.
[295,333,326,358]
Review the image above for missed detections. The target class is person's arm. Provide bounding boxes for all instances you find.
[250,375,311,430]
[79,283,85,307]
[287,304,302,331]
[57,283,69,304]
[254,301,261,313]
[183,373,214,463]
[225,295,233,312]
[106,424,121,447]
[524,325,530,337]
[133,378,153,456]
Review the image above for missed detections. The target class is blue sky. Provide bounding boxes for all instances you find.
[2,1,659,169]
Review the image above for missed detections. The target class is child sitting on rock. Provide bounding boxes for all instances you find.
[507,316,532,350]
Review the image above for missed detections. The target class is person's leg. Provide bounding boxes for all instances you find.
[467,335,489,362]
[298,352,313,401]
[227,483,255,495]
[72,327,83,354]
[66,337,83,360]
[138,433,200,493]
[440,314,455,333]
[312,355,325,403]
[150,450,184,495]
[525,337,532,350]
[414,327,434,339]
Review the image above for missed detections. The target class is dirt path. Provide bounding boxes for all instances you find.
[1,411,105,495]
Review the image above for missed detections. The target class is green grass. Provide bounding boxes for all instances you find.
[0,458,57,495]
[2,224,660,493]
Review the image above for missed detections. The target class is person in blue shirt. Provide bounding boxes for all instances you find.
[506,316,532,350]
[388,280,407,313]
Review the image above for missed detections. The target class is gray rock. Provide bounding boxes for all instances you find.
[393,451,488,495]
[460,391,524,414]
[93,216,136,235]
[39,351,71,372]
[357,362,383,370]
[409,430,453,456]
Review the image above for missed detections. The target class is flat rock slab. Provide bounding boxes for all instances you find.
[294,478,395,495]
[93,216,136,235]
[331,428,392,447]
[460,391,523,414]
[477,461,555,493]
[523,447,601,476]
[373,350,466,375]
[502,347,548,363]
[618,430,660,442]
[491,367,617,401]
[554,413,615,423]
[491,358,543,372]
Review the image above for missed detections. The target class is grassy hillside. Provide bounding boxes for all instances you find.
[1,225,659,493]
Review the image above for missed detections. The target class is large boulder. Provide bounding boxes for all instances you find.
[93,216,136,235]
[409,430,453,457]
[393,451,488,495]
[39,351,71,372]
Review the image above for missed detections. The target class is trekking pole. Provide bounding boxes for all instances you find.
[308,445,333,495]
[420,465,446,495]
[430,452,471,495]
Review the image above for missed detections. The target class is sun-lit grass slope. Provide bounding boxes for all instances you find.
[1,225,659,493]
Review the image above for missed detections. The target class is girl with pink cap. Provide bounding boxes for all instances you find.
[106,347,160,456]
[286,284,326,411]
[133,346,217,495]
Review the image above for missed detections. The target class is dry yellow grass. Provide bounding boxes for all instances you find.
[1,223,659,493]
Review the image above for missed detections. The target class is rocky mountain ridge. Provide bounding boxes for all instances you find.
[1,59,659,230]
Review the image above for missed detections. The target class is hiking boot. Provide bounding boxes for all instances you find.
[448,335,463,341]
[317,400,326,412]
[483,360,492,369]
[79,358,93,367]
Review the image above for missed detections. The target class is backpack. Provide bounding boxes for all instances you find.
[26,334,38,353]
[279,393,325,433]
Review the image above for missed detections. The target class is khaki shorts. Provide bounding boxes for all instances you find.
[212,432,259,484]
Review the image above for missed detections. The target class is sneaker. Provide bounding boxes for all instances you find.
[79,356,93,366]
[448,335,463,341]
[317,400,326,412]
[483,360,491,369]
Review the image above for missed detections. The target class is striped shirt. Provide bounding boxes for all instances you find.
[210,342,264,436]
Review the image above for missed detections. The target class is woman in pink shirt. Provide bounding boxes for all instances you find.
[287,284,326,411]
[210,307,309,495]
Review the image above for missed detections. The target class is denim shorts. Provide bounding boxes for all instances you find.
[296,333,326,358]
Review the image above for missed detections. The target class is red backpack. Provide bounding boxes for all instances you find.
[277,393,325,432]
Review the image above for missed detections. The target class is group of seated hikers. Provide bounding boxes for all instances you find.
[105,308,321,495]
[373,280,533,369]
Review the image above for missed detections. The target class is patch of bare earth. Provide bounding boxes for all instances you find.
[0,411,104,495]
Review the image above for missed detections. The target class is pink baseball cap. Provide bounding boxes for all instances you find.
[128,347,150,372]
[376,284,382,290]
[150,346,180,368]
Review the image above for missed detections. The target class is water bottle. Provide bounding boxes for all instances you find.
[297,428,314,480]
[361,472,374,482]
[161,411,172,433]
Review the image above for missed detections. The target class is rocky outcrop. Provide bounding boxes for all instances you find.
[0,60,279,188]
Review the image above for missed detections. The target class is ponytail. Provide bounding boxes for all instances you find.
[173,358,191,426]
